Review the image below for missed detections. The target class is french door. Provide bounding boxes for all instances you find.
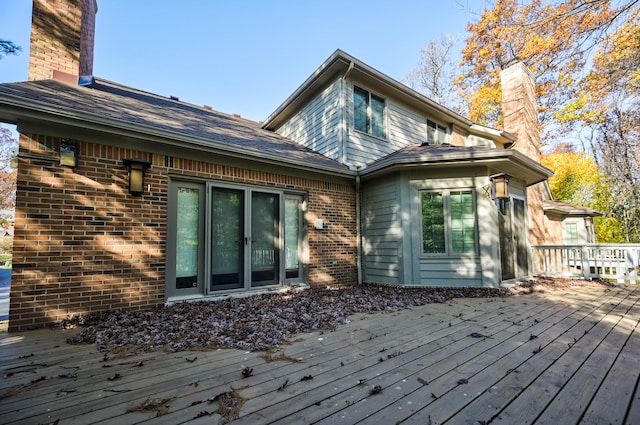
[167,181,304,299]
[210,188,280,290]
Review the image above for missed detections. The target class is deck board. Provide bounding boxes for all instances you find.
[1,285,639,424]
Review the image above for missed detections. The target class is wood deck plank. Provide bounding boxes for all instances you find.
[543,292,640,425]
[491,287,638,425]
[437,287,630,425]
[355,289,612,425]
[238,297,558,424]
[0,285,638,425]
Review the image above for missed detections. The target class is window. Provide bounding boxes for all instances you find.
[421,190,476,255]
[421,192,445,253]
[565,222,579,244]
[354,86,386,138]
[427,120,448,145]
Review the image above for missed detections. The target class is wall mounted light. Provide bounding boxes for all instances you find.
[59,140,79,168]
[123,158,152,196]
[490,174,511,200]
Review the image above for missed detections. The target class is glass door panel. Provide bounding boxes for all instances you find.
[211,187,244,291]
[167,182,204,298]
[285,197,301,280]
[176,187,201,290]
[251,191,279,287]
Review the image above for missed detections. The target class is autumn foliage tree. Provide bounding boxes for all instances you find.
[452,0,639,242]
[458,0,629,142]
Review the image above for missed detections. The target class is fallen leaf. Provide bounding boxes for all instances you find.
[277,378,289,391]
[242,367,253,378]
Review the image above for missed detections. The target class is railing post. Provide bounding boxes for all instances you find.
[581,245,591,280]
[628,248,639,284]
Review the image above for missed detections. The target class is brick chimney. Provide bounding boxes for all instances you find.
[28,0,98,83]
[500,62,545,245]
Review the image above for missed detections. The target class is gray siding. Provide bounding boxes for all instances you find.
[417,258,484,287]
[362,177,402,284]
[407,175,491,287]
[346,95,427,166]
[275,79,342,162]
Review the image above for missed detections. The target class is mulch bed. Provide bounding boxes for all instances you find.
[58,278,613,355]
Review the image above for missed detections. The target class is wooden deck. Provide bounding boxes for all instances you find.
[1,284,639,424]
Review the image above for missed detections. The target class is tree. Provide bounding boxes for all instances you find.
[458,0,634,142]
[0,126,17,214]
[455,0,640,242]
[593,107,640,242]
[0,40,21,60]
[541,143,600,206]
[404,35,465,113]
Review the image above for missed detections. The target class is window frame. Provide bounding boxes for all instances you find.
[353,85,387,139]
[427,119,449,145]
[420,188,478,256]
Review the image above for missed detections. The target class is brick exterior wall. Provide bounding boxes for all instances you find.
[29,0,97,81]
[9,134,357,331]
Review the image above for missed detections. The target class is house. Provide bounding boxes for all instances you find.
[0,0,552,331]
[543,196,602,245]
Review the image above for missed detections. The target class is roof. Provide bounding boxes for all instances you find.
[262,49,517,145]
[0,78,352,176]
[361,143,554,186]
[543,200,603,217]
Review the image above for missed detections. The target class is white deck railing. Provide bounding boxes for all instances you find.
[531,244,640,283]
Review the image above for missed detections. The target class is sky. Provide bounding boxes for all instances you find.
[1,1,485,123]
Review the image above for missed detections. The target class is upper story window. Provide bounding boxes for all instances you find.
[354,86,386,138]
[427,119,448,145]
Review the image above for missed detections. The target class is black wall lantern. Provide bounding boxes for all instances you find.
[123,158,151,196]
[490,173,511,200]
[59,139,79,168]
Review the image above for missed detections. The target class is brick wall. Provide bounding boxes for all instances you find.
[29,0,97,81]
[9,134,357,330]
[501,63,546,245]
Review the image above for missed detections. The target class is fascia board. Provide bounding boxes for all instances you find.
[361,149,553,185]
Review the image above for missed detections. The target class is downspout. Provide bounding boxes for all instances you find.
[341,61,355,164]
[355,166,363,285]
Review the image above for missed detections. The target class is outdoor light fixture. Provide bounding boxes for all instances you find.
[123,158,151,196]
[490,173,511,200]
[59,140,78,168]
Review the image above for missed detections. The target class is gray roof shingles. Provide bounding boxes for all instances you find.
[0,78,351,173]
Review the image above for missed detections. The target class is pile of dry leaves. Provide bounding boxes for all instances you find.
[59,278,611,355]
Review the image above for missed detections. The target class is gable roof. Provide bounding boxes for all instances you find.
[262,49,516,145]
[0,78,352,176]
[361,143,553,186]
[543,200,602,217]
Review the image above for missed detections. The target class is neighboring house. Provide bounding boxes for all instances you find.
[0,0,553,331]
[542,183,602,245]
